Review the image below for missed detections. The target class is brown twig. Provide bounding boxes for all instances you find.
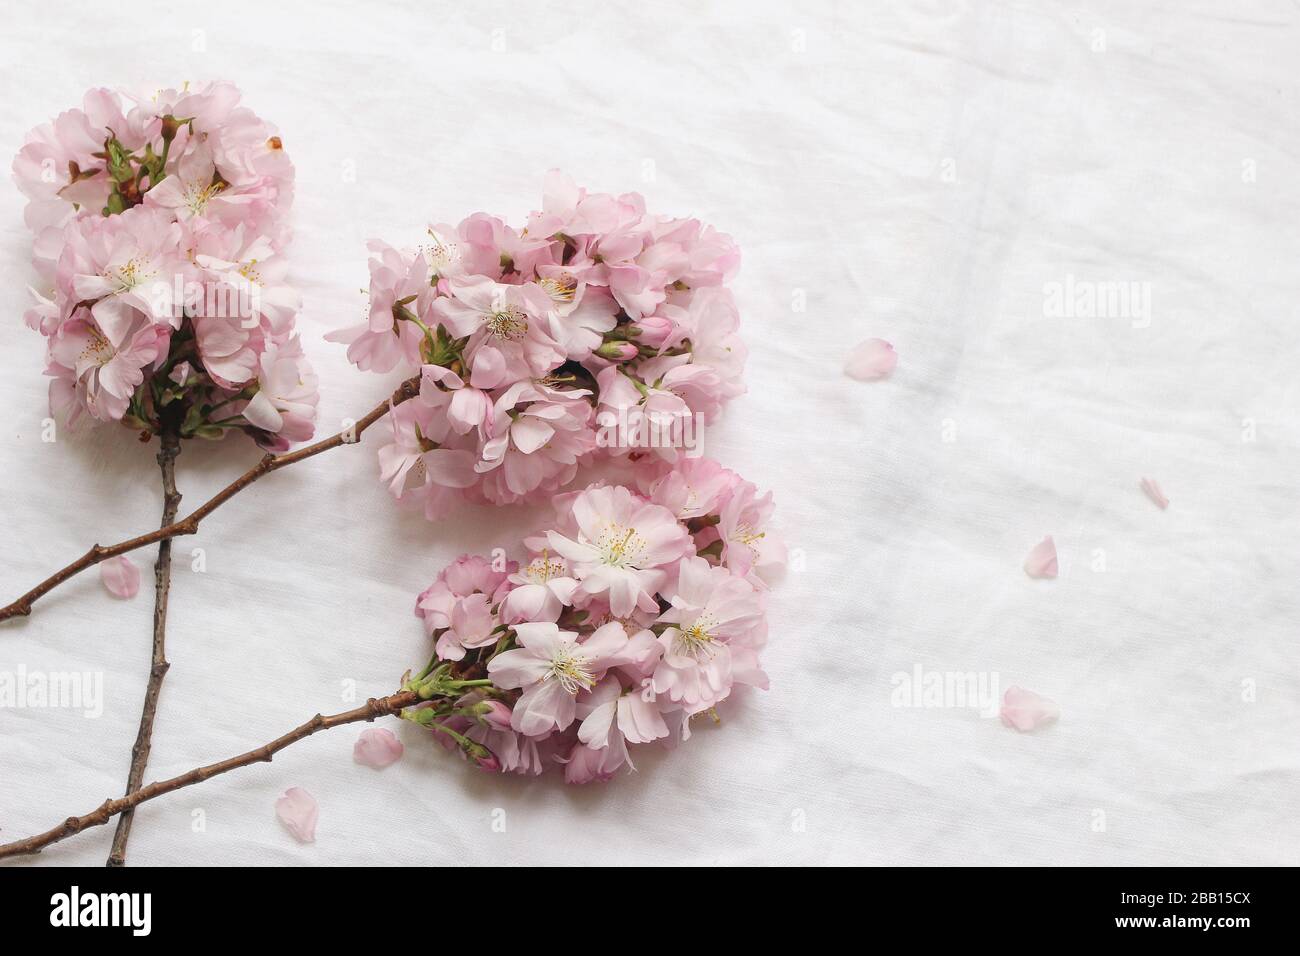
[107,424,182,867]
[0,376,420,623]
[0,691,419,860]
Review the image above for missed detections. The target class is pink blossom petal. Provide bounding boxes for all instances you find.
[353,728,404,769]
[1023,535,1058,579]
[1000,686,1060,732]
[1140,477,1169,510]
[844,338,898,381]
[168,361,192,386]
[275,787,318,843]
[100,556,141,599]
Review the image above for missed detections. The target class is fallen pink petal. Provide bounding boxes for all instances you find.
[99,555,141,599]
[1023,535,1058,579]
[1140,477,1169,510]
[1000,686,1060,732]
[275,787,318,843]
[354,728,404,769]
[844,338,898,381]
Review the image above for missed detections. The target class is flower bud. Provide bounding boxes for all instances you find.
[474,699,513,731]
[631,314,675,349]
[595,340,638,362]
[465,741,501,772]
[403,705,439,726]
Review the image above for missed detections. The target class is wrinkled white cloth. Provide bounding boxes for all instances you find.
[1,0,1297,867]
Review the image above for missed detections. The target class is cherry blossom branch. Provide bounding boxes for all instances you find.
[0,691,420,861]
[0,376,421,623]
[107,424,182,867]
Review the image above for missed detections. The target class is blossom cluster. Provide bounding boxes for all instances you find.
[329,171,746,519]
[402,467,783,783]
[13,82,318,449]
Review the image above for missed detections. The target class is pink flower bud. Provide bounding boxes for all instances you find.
[596,340,639,362]
[466,741,501,772]
[479,699,513,731]
[633,314,676,349]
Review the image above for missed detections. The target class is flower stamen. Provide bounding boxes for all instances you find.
[597,523,646,567]
[674,614,719,660]
[546,647,595,695]
[486,307,529,340]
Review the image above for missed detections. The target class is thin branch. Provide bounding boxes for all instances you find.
[107,424,182,867]
[0,376,420,623]
[0,691,419,860]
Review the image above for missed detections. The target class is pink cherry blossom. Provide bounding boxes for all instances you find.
[475,380,594,500]
[487,621,655,735]
[541,276,619,359]
[462,715,548,776]
[578,677,669,764]
[376,401,478,509]
[15,84,317,451]
[415,553,513,639]
[652,556,767,712]
[646,456,740,519]
[500,551,578,625]
[331,174,749,523]
[145,141,243,224]
[48,313,167,423]
[60,205,187,346]
[442,554,512,597]
[192,313,257,389]
[546,485,693,617]
[275,787,318,843]
[100,555,141,599]
[240,336,320,451]
[409,476,777,783]
[526,169,623,238]
[561,741,626,783]
[437,593,499,662]
[191,226,300,334]
[13,89,133,277]
[718,480,786,582]
[433,277,564,388]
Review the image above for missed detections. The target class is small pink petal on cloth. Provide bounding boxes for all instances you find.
[353,728,404,769]
[100,556,141,599]
[1140,477,1169,510]
[1023,536,1058,579]
[844,338,898,381]
[275,787,318,843]
[1000,686,1060,732]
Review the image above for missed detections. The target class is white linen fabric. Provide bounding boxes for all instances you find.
[1,0,1297,867]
